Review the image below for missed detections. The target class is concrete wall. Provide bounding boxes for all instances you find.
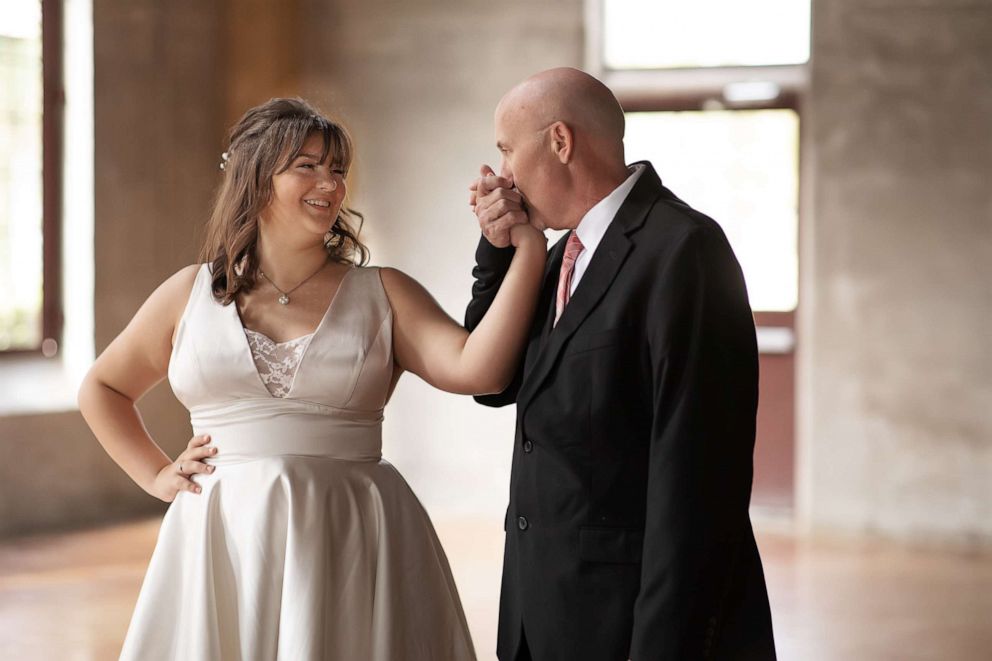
[223,0,302,126]
[799,0,992,544]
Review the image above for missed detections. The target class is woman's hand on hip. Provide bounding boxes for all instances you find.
[151,434,217,502]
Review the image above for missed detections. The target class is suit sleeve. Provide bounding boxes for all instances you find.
[463,234,524,407]
[630,227,760,659]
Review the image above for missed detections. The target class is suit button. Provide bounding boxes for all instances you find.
[517,516,529,530]
[522,439,533,453]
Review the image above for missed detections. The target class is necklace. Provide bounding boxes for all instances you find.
[259,260,328,305]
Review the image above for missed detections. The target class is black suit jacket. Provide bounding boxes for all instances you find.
[465,163,776,660]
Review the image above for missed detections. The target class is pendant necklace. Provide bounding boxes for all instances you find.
[260,260,328,305]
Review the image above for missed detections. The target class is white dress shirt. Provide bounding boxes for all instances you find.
[569,164,646,295]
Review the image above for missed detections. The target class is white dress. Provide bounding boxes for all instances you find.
[119,264,476,661]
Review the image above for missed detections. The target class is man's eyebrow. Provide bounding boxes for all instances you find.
[496,141,507,150]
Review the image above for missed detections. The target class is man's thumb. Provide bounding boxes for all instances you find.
[479,164,496,177]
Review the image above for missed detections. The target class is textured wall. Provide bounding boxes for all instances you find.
[799,0,992,544]
[222,0,302,127]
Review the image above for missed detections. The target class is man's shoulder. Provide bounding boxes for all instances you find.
[620,194,741,288]
[637,193,726,250]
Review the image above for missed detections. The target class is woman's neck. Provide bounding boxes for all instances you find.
[255,228,329,288]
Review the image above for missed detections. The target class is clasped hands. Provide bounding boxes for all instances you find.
[468,165,541,248]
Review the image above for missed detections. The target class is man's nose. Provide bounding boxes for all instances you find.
[498,160,512,182]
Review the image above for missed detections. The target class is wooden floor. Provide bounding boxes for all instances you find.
[1,517,990,660]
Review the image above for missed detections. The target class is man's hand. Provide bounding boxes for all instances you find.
[469,164,530,248]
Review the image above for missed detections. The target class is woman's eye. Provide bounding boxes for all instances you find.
[299,163,315,169]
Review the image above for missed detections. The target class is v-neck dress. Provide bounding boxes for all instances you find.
[119,264,476,661]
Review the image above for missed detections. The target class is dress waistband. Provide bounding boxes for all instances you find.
[189,399,383,463]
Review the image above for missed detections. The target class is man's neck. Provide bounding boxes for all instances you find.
[565,164,631,229]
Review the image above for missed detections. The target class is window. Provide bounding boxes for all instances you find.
[589,0,810,313]
[625,108,799,311]
[0,0,61,355]
[602,0,811,69]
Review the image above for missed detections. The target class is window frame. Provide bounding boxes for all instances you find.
[585,0,810,107]
[585,2,808,106]
[586,0,808,315]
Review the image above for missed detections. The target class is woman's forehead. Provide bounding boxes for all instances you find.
[301,132,326,150]
[291,130,345,163]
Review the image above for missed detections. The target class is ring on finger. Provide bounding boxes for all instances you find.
[176,460,184,475]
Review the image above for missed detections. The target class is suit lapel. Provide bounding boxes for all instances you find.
[516,162,664,412]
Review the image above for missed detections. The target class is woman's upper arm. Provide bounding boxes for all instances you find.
[378,267,470,391]
[85,264,200,402]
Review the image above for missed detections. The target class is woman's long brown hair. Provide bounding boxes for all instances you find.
[198,98,369,304]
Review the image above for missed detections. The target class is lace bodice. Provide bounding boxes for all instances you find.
[243,328,314,398]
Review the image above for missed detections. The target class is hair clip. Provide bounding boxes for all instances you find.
[219,151,230,171]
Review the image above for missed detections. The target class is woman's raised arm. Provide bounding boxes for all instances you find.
[382,223,546,395]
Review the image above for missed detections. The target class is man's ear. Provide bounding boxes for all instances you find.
[549,121,573,164]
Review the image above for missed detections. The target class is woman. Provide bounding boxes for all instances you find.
[77,98,546,660]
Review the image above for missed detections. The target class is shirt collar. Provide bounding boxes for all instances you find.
[574,164,646,254]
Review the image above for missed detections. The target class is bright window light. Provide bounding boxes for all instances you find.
[0,0,44,350]
[604,0,811,69]
[624,109,799,311]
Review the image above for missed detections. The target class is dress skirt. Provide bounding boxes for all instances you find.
[119,452,476,661]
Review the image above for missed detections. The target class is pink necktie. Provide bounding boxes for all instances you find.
[554,231,584,327]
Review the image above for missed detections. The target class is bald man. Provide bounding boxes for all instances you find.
[465,68,776,660]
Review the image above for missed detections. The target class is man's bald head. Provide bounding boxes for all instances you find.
[496,67,625,154]
[491,68,630,231]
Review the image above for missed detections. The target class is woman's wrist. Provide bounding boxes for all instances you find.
[509,224,547,252]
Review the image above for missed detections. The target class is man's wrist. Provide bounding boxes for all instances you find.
[475,233,516,270]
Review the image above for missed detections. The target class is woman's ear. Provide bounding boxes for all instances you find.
[550,121,573,164]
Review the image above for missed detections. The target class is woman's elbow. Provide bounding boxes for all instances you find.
[464,369,513,397]
[77,369,118,414]
[77,370,99,413]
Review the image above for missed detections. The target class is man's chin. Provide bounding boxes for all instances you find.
[527,214,549,232]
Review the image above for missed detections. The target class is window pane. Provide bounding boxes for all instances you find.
[603,0,810,69]
[624,109,799,311]
[0,1,44,350]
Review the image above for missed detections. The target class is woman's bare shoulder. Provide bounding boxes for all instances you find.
[146,264,206,333]
[160,264,203,305]
[377,266,433,305]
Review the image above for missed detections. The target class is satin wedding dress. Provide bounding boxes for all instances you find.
[119,264,476,660]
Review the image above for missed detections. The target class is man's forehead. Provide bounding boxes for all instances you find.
[493,106,513,145]
[494,101,529,138]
